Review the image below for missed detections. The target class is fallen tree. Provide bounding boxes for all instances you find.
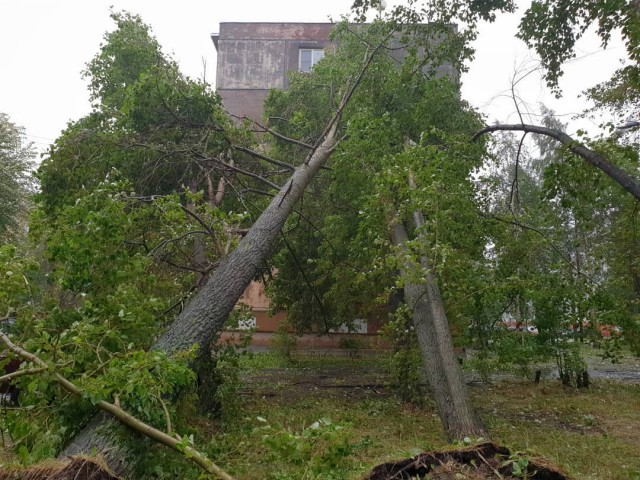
[58,29,390,470]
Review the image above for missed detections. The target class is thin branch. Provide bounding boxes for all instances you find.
[156,79,226,132]
[150,230,211,255]
[158,397,172,434]
[0,366,47,384]
[232,145,295,171]
[241,188,276,198]
[484,213,606,290]
[291,208,360,271]
[202,155,281,190]
[231,116,313,149]
[161,283,200,317]
[473,123,640,201]
[181,204,216,236]
[0,332,235,480]
[279,232,331,333]
[305,28,397,165]
[160,256,218,275]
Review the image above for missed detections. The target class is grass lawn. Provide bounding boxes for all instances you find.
[203,352,640,480]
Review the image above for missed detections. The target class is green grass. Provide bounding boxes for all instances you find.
[191,352,640,479]
[472,381,640,479]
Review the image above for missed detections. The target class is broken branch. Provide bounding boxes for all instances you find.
[473,123,640,201]
[0,331,235,480]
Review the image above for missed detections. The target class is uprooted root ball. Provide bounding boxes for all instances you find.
[0,456,120,480]
[366,442,571,479]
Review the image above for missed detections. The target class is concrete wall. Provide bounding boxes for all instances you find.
[214,23,334,121]
[214,22,458,121]
[218,39,286,90]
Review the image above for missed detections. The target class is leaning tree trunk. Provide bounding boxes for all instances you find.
[61,124,340,467]
[153,125,337,355]
[391,217,486,441]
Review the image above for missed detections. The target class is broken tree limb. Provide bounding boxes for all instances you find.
[0,366,47,384]
[472,123,640,201]
[0,331,235,480]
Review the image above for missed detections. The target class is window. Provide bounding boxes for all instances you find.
[329,319,368,334]
[299,48,324,73]
[234,316,257,331]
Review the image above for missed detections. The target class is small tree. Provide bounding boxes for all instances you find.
[0,113,35,241]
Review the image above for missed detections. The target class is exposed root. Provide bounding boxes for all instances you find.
[366,442,572,479]
[0,455,120,480]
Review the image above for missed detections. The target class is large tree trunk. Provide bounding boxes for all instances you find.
[153,125,337,355]
[61,124,340,466]
[391,217,486,441]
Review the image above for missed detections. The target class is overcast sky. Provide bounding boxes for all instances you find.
[0,1,627,154]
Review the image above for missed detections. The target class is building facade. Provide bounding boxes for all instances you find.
[212,23,335,123]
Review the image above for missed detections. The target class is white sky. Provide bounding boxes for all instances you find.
[0,1,628,154]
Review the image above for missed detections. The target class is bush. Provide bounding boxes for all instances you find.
[254,416,355,478]
[270,321,298,363]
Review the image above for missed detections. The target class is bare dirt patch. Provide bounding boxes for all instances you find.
[241,363,391,401]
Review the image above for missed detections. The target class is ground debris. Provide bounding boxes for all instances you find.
[366,442,571,479]
[0,456,120,480]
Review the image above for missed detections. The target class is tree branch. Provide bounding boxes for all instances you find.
[473,123,640,201]
[241,188,276,198]
[201,154,281,190]
[0,331,235,480]
[150,230,211,255]
[483,212,606,289]
[0,366,47,384]
[231,116,314,149]
[232,145,296,171]
[279,232,330,332]
[305,27,397,165]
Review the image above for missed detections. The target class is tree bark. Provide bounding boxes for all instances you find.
[473,123,640,201]
[391,217,486,441]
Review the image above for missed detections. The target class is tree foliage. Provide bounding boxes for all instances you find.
[517,0,640,116]
[260,18,495,439]
[0,12,251,471]
[265,21,488,375]
[0,113,35,240]
[37,10,251,218]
